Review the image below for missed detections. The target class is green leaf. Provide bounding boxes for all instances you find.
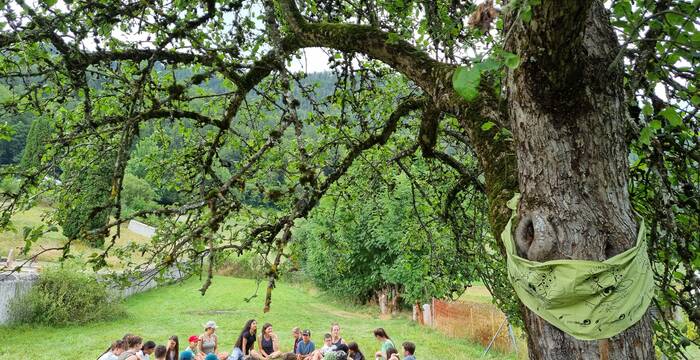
[503,52,521,69]
[613,1,632,18]
[648,120,662,130]
[477,58,501,72]
[386,32,401,45]
[659,107,682,127]
[481,121,496,131]
[0,122,13,141]
[495,128,513,140]
[642,103,653,116]
[639,126,653,146]
[0,84,12,104]
[665,13,685,26]
[42,0,58,7]
[520,4,533,23]
[452,66,481,102]
[690,95,700,106]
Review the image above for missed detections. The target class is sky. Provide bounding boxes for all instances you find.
[6,0,333,73]
[5,0,689,101]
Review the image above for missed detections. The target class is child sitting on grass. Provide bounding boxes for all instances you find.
[400,342,415,360]
[154,345,167,360]
[99,340,125,360]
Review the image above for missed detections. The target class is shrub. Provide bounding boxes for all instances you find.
[56,152,115,247]
[0,176,20,195]
[9,266,125,326]
[216,251,266,279]
[121,173,158,217]
[19,116,53,170]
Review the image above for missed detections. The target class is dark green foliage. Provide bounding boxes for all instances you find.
[18,116,52,169]
[0,113,33,165]
[295,169,474,305]
[9,266,125,326]
[56,152,115,247]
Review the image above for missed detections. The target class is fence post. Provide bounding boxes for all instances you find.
[507,320,518,355]
[423,302,432,326]
[482,317,508,357]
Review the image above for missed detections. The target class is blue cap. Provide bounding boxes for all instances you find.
[179,350,195,360]
[204,354,218,360]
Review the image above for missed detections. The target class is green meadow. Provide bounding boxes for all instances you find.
[0,276,515,360]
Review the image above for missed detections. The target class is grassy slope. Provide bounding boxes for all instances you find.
[0,277,513,360]
[0,205,148,265]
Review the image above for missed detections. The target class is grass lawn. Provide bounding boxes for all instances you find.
[0,276,515,360]
[0,205,149,266]
[457,284,493,304]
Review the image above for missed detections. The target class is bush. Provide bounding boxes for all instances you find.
[0,176,20,195]
[9,266,125,326]
[56,152,115,247]
[121,173,158,217]
[216,251,267,279]
[19,116,53,170]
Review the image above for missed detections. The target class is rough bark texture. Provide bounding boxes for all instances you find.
[505,2,654,359]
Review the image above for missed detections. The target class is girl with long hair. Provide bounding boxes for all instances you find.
[372,328,395,359]
[230,319,257,360]
[250,322,282,359]
[165,335,179,360]
[347,342,365,360]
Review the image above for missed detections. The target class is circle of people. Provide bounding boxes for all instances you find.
[98,320,417,360]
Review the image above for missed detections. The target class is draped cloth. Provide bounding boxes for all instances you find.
[502,194,654,340]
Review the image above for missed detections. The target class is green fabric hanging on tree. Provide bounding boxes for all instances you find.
[502,194,654,340]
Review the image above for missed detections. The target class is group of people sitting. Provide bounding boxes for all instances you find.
[97,320,417,360]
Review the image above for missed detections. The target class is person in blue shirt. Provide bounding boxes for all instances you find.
[401,342,416,360]
[295,329,315,360]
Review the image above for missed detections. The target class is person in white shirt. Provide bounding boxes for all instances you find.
[98,340,125,360]
[310,334,336,360]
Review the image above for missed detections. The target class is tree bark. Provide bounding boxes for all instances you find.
[505,2,654,359]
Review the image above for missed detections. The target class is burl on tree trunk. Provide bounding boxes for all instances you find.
[505,2,654,359]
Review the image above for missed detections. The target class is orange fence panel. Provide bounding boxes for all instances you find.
[432,299,514,354]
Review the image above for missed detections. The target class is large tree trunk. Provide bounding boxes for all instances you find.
[504,2,654,359]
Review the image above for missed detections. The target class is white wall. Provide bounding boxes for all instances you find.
[127,220,156,238]
[0,266,184,325]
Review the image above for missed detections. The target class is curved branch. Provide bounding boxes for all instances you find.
[277,0,458,108]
